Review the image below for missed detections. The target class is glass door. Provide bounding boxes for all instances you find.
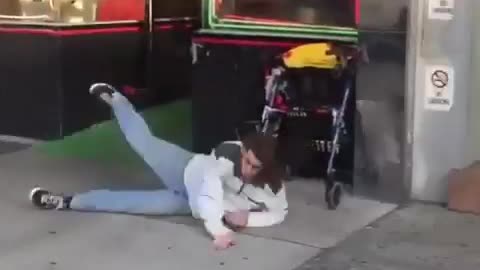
[215,0,358,28]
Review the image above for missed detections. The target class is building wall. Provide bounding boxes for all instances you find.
[410,0,473,202]
[467,1,480,162]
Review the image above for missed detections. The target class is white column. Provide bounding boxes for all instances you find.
[409,0,473,202]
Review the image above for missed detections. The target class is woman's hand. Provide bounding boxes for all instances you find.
[213,232,236,250]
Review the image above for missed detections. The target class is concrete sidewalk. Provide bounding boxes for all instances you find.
[4,144,479,270]
[0,148,395,270]
[296,204,480,270]
[0,140,31,154]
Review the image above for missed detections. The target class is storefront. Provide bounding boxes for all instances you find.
[0,0,414,205]
[191,0,409,204]
[0,0,196,139]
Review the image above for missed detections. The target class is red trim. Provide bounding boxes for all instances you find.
[154,23,193,31]
[156,25,174,30]
[192,37,303,48]
[355,0,360,24]
[0,26,141,36]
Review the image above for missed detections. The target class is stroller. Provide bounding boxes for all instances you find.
[259,42,368,210]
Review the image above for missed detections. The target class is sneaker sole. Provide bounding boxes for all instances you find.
[89,83,116,96]
[29,186,45,202]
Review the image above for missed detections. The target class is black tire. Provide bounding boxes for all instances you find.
[284,165,294,181]
[261,115,283,136]
[326,182,343,210]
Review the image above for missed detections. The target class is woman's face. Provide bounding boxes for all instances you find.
[240,148,262,181]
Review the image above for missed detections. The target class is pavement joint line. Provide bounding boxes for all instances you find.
[158,199,402,252]
[163,219,322,249]
[239,232,322,249]
[293,204,405,270]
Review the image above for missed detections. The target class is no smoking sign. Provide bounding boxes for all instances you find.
[425,65,454,111]
[431,70,448,88]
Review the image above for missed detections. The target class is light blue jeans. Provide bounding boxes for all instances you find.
[70,92,194,215]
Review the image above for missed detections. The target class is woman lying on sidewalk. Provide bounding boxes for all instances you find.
[29,83,288,250]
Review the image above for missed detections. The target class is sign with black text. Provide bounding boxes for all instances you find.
[424,64,454,111]
[428,0,454,20]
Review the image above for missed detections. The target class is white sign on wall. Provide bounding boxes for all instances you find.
[424,64,455,111]
[428,0,454,20]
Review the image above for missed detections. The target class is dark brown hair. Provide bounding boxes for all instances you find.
[241,132,286,194]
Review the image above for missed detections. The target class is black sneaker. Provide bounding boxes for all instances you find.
[29,187,70,210]
[89,83,117,102]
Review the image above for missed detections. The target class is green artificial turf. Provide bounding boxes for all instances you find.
[35,99,193,168]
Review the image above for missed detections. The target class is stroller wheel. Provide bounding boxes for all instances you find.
[285,165,293,180]
[326,182,343,210]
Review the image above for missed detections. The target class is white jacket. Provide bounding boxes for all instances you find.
[183,141,288,237]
